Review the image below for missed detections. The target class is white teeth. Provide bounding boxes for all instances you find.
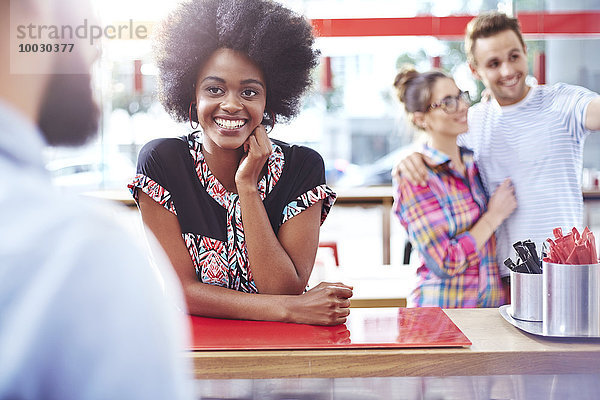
[215,118,246,129]
[502,76,519,86]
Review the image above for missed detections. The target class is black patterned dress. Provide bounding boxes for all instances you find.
[128,133,336,293]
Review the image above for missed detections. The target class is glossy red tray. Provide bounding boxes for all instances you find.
[189,307,471,350]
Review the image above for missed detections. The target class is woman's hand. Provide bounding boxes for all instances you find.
[282,282,353,326]
[486,178,517,227]
[235,124,272,190]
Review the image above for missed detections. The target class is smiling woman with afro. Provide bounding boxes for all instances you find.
[128,0,353,326]
[154,0,319,126]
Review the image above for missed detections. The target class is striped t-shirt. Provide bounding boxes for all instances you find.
[459,83,598,275]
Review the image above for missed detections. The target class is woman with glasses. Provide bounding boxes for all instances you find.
[392,66,517,308]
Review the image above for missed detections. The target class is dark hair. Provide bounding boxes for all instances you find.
[153,0,319,126]
[393,65,450,119]
[465,11,525,65]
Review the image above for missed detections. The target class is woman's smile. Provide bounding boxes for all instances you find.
[214,117,248,130]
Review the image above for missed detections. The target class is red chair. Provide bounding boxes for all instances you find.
[318,241,339,266]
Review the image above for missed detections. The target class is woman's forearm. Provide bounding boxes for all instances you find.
[469,211,501,250]
[183,280,353,326]
[183,280,291,321]
[237,185,311,295]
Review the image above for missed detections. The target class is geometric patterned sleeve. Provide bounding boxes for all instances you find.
[279,145,336,226]
[128,173,177,216]
[281,184,336,225]
[127,138,182,216]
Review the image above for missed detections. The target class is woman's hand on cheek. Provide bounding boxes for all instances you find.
[235,124,272,189]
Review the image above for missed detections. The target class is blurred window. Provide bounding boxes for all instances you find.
[45,0,600,192]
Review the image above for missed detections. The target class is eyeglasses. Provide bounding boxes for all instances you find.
[426,91,471,114]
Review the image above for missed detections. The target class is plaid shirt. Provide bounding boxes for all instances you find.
[394,145,505,308]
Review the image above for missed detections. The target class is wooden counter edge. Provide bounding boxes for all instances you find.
[189,347,600,379]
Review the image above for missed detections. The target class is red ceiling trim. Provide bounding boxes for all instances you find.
[310,11,600,39]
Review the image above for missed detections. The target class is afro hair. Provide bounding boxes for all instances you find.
[153,0,320,125]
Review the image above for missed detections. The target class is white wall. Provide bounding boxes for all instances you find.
[546,0,600,92]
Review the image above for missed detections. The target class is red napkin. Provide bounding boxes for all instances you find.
[543,226,599,265]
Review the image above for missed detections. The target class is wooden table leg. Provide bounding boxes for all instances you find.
[382,199,392,265]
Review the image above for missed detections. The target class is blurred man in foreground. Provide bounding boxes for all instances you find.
[0,1,193,398]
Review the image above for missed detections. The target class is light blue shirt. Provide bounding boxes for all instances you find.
[0,101,194,400]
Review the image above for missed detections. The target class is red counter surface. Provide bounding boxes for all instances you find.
[189,308,600,379]
[189,307,471,350]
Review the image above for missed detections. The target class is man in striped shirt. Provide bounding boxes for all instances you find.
[396,11,600,287]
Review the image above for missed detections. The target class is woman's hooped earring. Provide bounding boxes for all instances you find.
[264,110,276,134]
[189,102,199,130]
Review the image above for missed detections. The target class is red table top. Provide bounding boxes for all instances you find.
[189,307,471,350]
